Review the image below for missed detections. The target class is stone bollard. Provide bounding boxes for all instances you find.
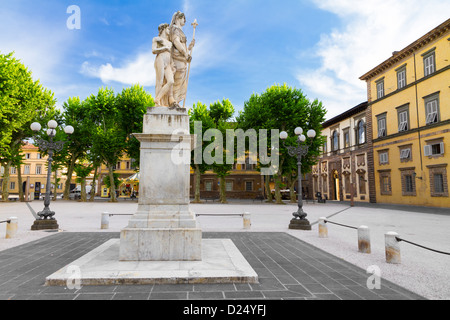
[385,232,401,264]
[5,217,18,239]
[101,212,110,230]
[358,225,371,253]
[318,217,328,238]
[243,212,251,229]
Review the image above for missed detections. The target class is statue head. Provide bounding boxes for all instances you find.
[158,23,170,36]
[170,11,186,27]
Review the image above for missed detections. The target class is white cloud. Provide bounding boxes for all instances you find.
[298,0,450,120]
[81,51,156,87]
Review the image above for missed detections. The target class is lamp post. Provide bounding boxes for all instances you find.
[30,121,74,230]
[280,127,316,230]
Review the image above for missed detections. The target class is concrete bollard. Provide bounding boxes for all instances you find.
[101,212,110,230]
[243,212,251,229]
[358,225,371,253]
[318,217,328,238]
[5,217,18,239]
[385,231,401,264]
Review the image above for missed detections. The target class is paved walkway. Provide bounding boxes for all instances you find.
[0,231,423,300]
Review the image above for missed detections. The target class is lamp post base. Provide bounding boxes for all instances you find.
[288,218,312,230]
[31,219,59,231]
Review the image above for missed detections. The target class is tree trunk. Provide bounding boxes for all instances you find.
[63,155,77,200]
[108,166,117,202]
[1,161,11,202]
[219,176,227,203]
[289,175,298,203]
[264,176,273,202]
[18,164,24,202]
[193,164,202,203]
[89,167,98,202]
[80,178,87,202]
[53,170,58,201]
[274,174,283,204]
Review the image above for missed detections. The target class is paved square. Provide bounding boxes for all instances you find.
[0,231,424,300]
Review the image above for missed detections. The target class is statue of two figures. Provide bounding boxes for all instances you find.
[152,11,197,108]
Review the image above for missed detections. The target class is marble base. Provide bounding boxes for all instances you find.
[31,219,59,231]
[120,228,202,261]
[45,239,258,286]
[288,218,312,230]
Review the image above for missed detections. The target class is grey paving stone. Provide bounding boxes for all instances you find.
[0,232,425,301]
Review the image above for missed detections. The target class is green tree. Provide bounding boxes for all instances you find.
[209,99,235,204]
[58,97,92,200]
[116,84,154,169]
[0,52,56,201]
[189,102,215,203]
[85,87,125,202]
[73,162,94,202]
[237,83,327,204]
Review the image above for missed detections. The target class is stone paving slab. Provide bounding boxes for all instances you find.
[0,232,425,301]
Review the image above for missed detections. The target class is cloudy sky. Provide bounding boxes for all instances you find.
[1,0,449,120]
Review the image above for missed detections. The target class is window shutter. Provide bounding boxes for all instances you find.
[440,142,444,155]
[424,145,431,156]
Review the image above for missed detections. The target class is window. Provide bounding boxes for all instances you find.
[357,121,366,144]
[205,180,213,191]
[398,108,409,132]
[37,153,42,159]
[26,153,31,159]
[404,175,414,193]
[24,165,31,174]
[376,79,384,99]
[397,66,407,89]
[424,141,444,157]
[323,141,327,154]
[377,114,387,138]
[434,174,444,193]
[332,130,339,151]
[10,167,17,174]
[0,166,4,175]
[425,93,439,125]
[379,171,392,195]
[36,165,42,175]
[225,180,233,192]
[343,129,350,148]
[245,181,253,191]
[423,51,435,77]
[400,148,411,161]
[427,164,448,197]
[379,151,389,165]
[10,182,15,190]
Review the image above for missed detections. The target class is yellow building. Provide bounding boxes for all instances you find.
[98,157,138,198]
[1,142,69,199]
[359,19,450,207]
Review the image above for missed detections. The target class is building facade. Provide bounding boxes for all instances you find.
[0,142,69,199]
[359,19,450,207]
[313,102,376,203]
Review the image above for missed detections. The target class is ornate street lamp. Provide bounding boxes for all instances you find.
[280,127,316,230]
[30,120,74,230]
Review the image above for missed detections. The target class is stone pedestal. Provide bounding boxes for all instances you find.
[288,218,312,230]
[31,219,59,231]
[119,106,202,261]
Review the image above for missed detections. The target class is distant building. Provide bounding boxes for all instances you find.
[1,142,69,199]
[313,102,375,203]
[359,19,450,207]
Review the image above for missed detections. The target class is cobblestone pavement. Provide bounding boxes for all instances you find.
[0,232,424,301]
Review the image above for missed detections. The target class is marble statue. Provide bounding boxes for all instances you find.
[152,11,196,108]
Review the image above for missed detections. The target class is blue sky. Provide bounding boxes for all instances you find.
[1,0,449,120]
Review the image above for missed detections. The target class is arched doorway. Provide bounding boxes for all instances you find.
[332,170,340,201]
